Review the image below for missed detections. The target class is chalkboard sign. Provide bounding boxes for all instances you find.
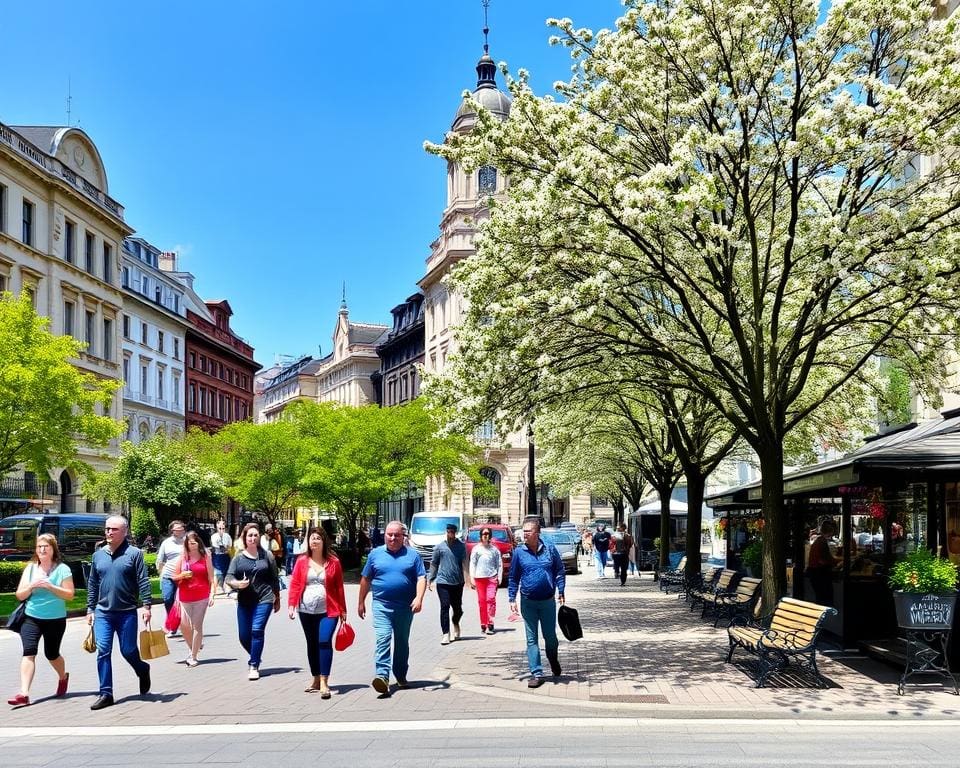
[893,592,957,630]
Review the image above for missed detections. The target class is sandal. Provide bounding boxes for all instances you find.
[304,685,320,693]
[320,688,331,699]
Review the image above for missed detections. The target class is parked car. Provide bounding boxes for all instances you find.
[408,511,466,568]
[0,512,108,587]
[464,524,514,586]
[540,528,580,575]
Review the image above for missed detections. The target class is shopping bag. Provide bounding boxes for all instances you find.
[82,626,97,653]
[164,601,182,633]
[139,626,169,660]
[334,621,356,651]
[557,605,583,642]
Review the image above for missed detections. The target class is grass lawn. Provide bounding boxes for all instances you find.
[0,577,163,619]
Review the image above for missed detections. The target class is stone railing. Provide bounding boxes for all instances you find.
[0,121,125,221]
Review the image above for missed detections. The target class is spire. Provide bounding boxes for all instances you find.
[476,0,497,88]
[340,282,348,313]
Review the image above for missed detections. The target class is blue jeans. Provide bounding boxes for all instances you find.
[519,596,559,677]
[160,577,177,612]
[372,601,414,682]
[236,602,273,669]
[595,549,609,577]
[298,613,339,676]
[94,609,149,697]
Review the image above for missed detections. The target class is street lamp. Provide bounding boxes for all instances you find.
[527,423,537,520]
[516,479,524,522]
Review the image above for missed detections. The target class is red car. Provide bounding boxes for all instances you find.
[464,524,514,586]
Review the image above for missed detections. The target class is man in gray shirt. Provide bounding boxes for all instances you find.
[427,523,468,645]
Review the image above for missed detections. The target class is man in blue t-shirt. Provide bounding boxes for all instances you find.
[358,520,426,696]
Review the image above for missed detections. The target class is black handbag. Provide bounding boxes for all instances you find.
[557,604,583,641]
[5,601,27,633]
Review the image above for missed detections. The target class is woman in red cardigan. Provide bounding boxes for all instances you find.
[287,527,347,698]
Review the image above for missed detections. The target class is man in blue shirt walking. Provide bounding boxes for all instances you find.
[508,519,565,688]
[358,520,426,696]
[86,515,152,710]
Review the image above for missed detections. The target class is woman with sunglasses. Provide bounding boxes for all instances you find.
[171,531,216,667]
[8,534,74,707]
[469,527,502,635]
[288,527,346,698]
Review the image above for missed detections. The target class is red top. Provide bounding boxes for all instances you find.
[177,555,212,602]
[287,554,347,618]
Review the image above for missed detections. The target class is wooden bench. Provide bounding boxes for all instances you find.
[704,576,762,627]
[658,556,688,593]
[726,596,837,688]
[689,568,738,612]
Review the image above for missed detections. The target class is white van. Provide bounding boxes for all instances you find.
[408,512,465,568]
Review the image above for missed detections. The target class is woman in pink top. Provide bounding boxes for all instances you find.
[171,531,216,667]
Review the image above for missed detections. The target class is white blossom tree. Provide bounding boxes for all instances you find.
[428,0,960,605]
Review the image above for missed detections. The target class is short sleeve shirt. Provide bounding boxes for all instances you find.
[25,563,72,619]
[362,545,425,607]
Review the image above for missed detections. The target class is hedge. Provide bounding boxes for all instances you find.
[0,562,25,592]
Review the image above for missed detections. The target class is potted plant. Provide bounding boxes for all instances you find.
[888,548,959,630]
[741,538,763,577]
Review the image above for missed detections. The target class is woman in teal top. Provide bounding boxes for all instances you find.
[7,533,74,708]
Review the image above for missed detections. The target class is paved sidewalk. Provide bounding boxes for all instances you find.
[2,556,959,726]
[447,557,960,719]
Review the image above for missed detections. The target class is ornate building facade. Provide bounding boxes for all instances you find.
[373,292,424,407]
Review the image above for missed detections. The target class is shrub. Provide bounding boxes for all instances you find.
[741,538,763,571]
[131,507,160,542]
[0,562,27,592]
[888,548,958,593]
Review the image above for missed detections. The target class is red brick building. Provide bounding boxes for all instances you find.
[184,300,259,432]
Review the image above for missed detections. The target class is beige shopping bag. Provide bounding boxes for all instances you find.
[139,625,169,660]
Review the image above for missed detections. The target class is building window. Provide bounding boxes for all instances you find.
[102,318,113,361]
[140,364,148,394]
[122,314,130,338]
[63,300,75,337]
[173,373,181,406]
[157,369,164,401]
[24,285,35,307]
[478,165,497,195]
[155,286,161,304]
[0,183,6,232]
[188,383,195,412]
[157,330,164,353]
[141,275,148,295]
[123,356,130,385]
[64,220,76,264]
[189,351,196,368]
[122,266,129,288]
[474,466,502,508]
[141,322,148,345]
[21,199,33,246]
[199,386,206,415]
[0,273,6,293]
[102,244,113,284]
[173,338,180,359]
[85,233,95,274]
[85,310,95,354]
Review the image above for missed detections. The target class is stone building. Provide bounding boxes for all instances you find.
[313,300,386,407]
[373,292,424,407]
[0,121,130,512]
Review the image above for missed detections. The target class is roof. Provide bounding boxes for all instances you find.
[348,323,388,346]
[11,126,61,153]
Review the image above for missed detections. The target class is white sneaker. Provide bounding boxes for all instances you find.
[248,667,260,681]
[440,633,450,646]
[452,623,461,640]
[184,655,194,665]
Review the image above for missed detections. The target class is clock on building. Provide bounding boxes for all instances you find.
[478,165,497,195]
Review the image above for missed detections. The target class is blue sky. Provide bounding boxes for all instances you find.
[0,0,618,367]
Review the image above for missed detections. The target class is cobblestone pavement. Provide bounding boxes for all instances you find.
[1,555,958,727]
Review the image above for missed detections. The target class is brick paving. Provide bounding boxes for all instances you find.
[1,555,959,726]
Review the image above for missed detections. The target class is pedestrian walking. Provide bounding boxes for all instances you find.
[508,519,565,688]
[593,523,611,578]
[225,523,281,681]
[468,526,503,635]
[581,529,593,560]
[156,519,186,636]
[357,520,426,696]
[210,520,232,595]
[86,515,152,710]
[7,534,74,707]
[611,523,633,586]
[287,526,347,699]
[171,531,215,667]
[427,523,467,645]
[628,538,638,576]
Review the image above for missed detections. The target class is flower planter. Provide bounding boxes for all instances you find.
[893,591,957,630]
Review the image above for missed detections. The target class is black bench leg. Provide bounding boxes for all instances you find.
[725,637,737,664]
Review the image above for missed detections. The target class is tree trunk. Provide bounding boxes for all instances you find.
[758,441,787,615]
[657,485,674,569]
[612,498,625,526]
[684,472,706,582]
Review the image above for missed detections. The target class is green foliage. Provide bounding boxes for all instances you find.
[130,506,160,542]
[190,419,309,524]
[0,561,26,592]
[741,539,763,571]
[879,360,914,427]
[88,434,224,530]
[0,292,122,478]
[888,548,958,593]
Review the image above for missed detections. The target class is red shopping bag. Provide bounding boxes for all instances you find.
[164,602,182,633]
[334,621,355,651]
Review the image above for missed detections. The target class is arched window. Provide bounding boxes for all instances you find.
[138,422,150,443]
[478,166,497,195]
[474,467,501,509]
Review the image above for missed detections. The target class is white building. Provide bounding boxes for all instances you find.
[120,237,187,441]
[313,301,386,407]
[0,122,131,511]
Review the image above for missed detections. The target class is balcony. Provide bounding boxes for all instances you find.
[0,477,59,499]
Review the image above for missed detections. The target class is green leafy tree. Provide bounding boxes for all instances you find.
[0,292,122,479]
[190,419,311,527]
[130,506,160,543]
[428,0,960,606]
[293,400,483,554]
[90,434,224,530]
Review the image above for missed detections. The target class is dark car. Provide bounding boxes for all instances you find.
[464,524,514,586]
[0,512,108,587]
[541,529,580,575]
